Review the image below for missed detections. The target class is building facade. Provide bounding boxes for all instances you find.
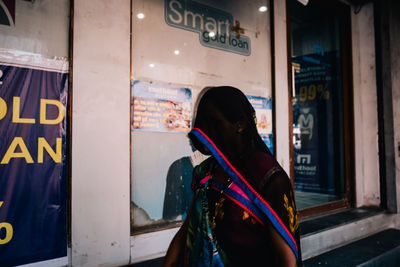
[0,0,399,266]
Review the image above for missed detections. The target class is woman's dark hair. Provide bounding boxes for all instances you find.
[190,86,271,155]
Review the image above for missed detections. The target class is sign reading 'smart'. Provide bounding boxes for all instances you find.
[165,0,251,56]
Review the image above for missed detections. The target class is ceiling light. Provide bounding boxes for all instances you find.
[258,6,268,12]
[297,0,309,6]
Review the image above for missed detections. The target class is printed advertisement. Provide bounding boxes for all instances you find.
[131,80,192,133]
[247,95,274,154]
[0,51,68,266]
[292,51,337,194]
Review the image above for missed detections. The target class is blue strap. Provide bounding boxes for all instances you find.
[191,128,298,259]
[209,179,267,225]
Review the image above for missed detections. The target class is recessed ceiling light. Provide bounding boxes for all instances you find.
[174,50,180,55]
[137,13,145,19]
[259,6,268,12]
[297,0,309,6]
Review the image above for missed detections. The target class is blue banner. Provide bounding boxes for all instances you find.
[292,51,337,194]
[0,57,68,266]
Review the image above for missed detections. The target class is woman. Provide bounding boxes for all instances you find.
[163,86,301,267]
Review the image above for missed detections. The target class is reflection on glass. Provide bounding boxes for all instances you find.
[131,0,271,233]
[290,0,345,210]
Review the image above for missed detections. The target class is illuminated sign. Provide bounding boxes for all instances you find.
[165,0,251,56]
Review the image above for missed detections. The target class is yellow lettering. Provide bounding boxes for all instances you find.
[0,201,3,207]
[308,84,316,100]
[12,97,35,124]
[0,222,13,245]
[299,86,308,101]
[37,137,62,163]
[0,137,34,164]
[0,97,6,120]
[40,99,65,125]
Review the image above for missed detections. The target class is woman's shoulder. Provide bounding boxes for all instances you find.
[196,156,214,174]
[245,152,285,185]
[191,156,214,189]
[248,153,299,233]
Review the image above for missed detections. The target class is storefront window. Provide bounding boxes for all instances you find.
[131,0,272,233]
[289,0,351,212]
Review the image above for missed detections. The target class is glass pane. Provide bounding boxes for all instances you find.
[290,0,346,210]
[131,0,272,232]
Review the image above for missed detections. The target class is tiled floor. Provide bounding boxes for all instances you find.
[295,191,341,210]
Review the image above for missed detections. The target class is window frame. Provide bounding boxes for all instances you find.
[285,0,355,218]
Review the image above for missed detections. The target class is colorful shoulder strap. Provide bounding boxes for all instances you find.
[190,128,298,260]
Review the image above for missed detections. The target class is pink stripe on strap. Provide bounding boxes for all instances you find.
[200,175,210,184]
[229,183,250,201]
[200,176,250,202]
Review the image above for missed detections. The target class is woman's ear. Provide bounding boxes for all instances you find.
[236,121,246,134]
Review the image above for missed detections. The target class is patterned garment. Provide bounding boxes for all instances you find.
[184,157,227,266]
[182,129,301,267]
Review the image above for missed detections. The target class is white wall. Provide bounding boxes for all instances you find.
[273,0,291,173]
[390,2,400,212]
[351,3,380,207]
[0,0,69,58]
[71,0,131,266]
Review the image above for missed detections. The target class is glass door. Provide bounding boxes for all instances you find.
[289,0,353,215]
